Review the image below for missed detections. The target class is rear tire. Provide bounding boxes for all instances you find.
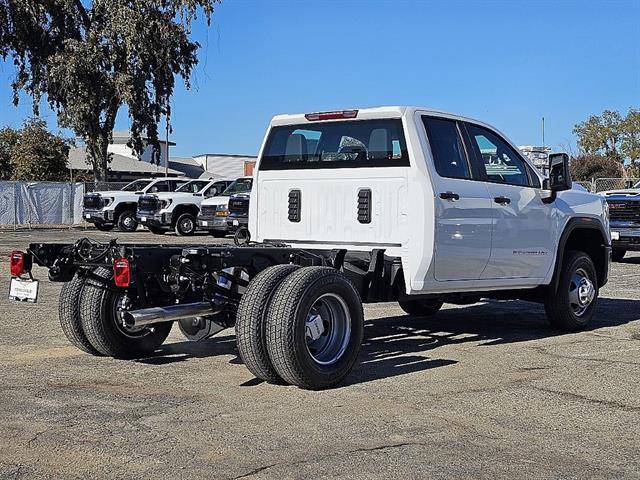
[544,250,598,331]
[117,209,138,232]
[59,273,103,355]
[94,223,114,232]
[80,267,172,358]
[235,264,300,383]
[174,212,197,236]
[399,299,443,316]
[612,249,626,262]
[266,267,364,390]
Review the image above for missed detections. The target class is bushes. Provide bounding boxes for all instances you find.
[570,154,624,181]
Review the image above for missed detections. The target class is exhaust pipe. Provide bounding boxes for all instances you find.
[122,301,220,328]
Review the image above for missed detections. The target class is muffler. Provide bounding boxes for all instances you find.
[122,301,220,328]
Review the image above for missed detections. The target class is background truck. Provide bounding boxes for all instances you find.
[136,179,231,236]
[599,181,640,261]
[83,177,188,232]
[197,177,253,237]
[11,107,610,390]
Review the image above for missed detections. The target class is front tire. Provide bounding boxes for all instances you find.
[612,249,626,262]
[80,267,172,358]
[174,212,197,236]
[236,264,300,383]
[59,272,103,355]
[266,267,364,390]
[399,299,443,316]
[117,209,138,232]
[544,250,598,331]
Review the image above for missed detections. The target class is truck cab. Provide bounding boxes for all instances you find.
[197,177,253,237]
[250,106,610,297]
[83,177,188,232]
[136,178,231,236]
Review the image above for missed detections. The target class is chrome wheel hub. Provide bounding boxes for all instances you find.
[181,219,194,233]
[304,293,351,365]
[568,268,595,317]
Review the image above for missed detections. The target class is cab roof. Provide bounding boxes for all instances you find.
[270,106,488,128]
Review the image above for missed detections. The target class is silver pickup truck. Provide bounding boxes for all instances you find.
[600,180,640,261]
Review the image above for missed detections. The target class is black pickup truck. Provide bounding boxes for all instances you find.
[601,181,640,261]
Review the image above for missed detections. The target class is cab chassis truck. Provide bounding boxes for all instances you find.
[9,107,611,390]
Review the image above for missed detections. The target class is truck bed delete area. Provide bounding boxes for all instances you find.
[0,229,639,479]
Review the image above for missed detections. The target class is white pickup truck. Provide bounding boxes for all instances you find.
[83,177,189,231]
[14,106,611,390]
[137,178,232,235]
[197,177,253,237]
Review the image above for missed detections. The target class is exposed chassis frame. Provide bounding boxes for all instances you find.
[26,239,405,311]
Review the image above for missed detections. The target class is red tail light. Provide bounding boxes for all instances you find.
[9,251,30,277]
[113,258,131,288]
[305,110,358,121]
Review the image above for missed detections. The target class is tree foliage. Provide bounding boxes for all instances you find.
[573,108,640,163]
[0,0,220,181]
[0,119,71,181]
[570,154,624,181]
[0,125,19,180]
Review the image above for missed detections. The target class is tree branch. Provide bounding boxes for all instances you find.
[73,0,91,30]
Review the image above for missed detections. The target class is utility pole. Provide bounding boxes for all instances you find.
[542,117,545,148]
[165,113,170,177]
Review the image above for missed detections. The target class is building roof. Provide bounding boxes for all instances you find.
[194,153,257,159]
[168,156,205,178]
[111,130,176,146]
[68,146,183,175]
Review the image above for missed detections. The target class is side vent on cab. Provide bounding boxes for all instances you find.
[357,188,372,224]
[288,189,301,222]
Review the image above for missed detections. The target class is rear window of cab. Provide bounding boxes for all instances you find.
[259,119,410,170]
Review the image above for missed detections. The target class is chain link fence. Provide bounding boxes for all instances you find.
[85,182,129,193]
[573,178,640,193]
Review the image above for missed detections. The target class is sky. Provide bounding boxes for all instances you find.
[0,0,638,157]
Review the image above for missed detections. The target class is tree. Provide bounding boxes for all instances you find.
[0,126,19,180]
[573,108,640,164]
[0,0,220,181]
[10,118,71,181]
[621,108,640,163]
[570,154,624,181]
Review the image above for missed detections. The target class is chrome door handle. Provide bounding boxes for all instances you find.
[494,196,511,205]
[439,192,460,201]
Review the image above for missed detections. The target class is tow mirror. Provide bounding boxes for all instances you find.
[545,153,572,192]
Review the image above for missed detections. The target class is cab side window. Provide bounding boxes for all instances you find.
[422,117,471,180]
[466,124,532,187]
[150,181,170,193]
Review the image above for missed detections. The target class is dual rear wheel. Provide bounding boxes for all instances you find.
[236,266,364,390]
[58,267,172,358]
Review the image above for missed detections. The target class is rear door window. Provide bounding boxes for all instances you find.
[149,181,170,193]
[260,119,409,170]
[422,117,471,180]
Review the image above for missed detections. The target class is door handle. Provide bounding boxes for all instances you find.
[494,196,511,205]
[439,191,460,201]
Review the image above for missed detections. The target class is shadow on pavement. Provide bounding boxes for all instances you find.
[133,297,640,385]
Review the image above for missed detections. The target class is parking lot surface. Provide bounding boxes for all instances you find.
[1,229,639,479]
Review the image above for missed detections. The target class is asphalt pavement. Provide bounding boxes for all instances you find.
[1,228,639,479]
